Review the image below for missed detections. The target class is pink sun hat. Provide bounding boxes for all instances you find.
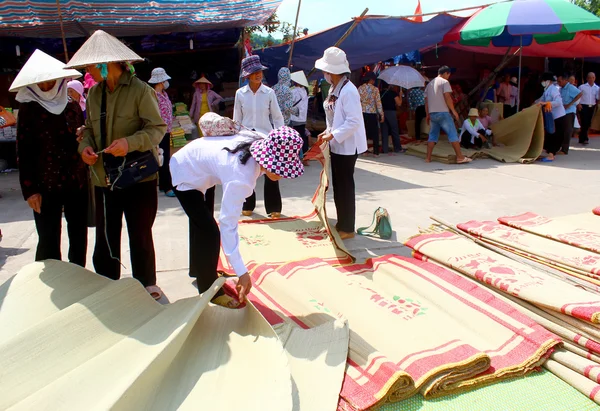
[250,126,304,179]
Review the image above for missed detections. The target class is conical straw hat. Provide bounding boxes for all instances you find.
[65,30,143,69]
[9,49,82,92]
[291,71,309,88]
[193,76,213,86]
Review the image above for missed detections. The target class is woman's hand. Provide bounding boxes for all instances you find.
[236,273,252,303]
[27,194,42,214]
[104,138,129,157]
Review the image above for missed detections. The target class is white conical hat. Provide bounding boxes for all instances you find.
[291,71,309,88]
[65,30,143,69]
[9,50,82,92]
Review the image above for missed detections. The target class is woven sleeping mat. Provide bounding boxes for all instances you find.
[499,212,600,254]
[218,143,353,273]
[0,260,350,411]
[246,255,559,410]
[405,231,600,324]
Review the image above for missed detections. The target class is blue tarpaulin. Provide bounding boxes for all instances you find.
[256,14,466,78]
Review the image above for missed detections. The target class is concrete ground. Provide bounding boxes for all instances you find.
[2,139,600,303]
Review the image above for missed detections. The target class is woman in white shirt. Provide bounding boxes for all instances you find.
[290,70,310,162]
[536,72,566,162]
[315,47,367,240]
[233,55,285,218]
[170,113,304,307]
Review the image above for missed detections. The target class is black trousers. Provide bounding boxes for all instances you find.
[242,176,281,214]
[415,105,426,140]
[503,104,516,118]
[158,133,173,192]
[580,105,595,143]
[33,189,88,267]
[363,112,380,154]
[544,115,567,156]
[381,110,402,152]
[562,113,575,154]
[174,187,220,295]
[293,124,309,154]
[331,152,358,233]
[93,180,158,287]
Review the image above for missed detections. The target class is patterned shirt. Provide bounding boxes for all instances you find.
[156,90,173,133]
[408,88,425,110]
[358,83,383,115]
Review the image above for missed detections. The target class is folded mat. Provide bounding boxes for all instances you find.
[458,220,600,285]
[499,212,600,254]
[406,106,544,164]
[405,231,600,324]
[0,260,349,411]
[247,255,559,410]
[218,143,353,273]
[380,369,600,411]
[594,207,600,217]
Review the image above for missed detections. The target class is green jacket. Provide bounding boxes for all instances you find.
[78,71,167,187]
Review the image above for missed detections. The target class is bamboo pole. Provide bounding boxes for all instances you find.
[287,0,302,68]
[56,0,69,62]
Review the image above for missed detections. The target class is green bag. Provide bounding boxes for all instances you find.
[357,207,393,240]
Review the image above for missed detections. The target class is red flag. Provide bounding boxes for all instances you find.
[411,0,423,22]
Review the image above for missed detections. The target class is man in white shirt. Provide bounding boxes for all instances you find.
[424,66,472,164]
[577,72,599,145]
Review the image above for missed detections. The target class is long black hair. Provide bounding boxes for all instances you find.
[223,136,261,165]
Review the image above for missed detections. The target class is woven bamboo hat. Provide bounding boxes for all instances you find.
[193,76,213,87]
[291,71,309,88]
[9,49,82,92]
[65,30,143,69]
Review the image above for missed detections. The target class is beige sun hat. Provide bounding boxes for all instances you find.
[468,108,479,117]
[9,49,82,92]
[65,30,143,69]
[315,47,350,75]
[193,76,213,87]
[291,71,309,88]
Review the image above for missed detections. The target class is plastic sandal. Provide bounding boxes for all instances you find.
[165,190,176,198]
[145,285,163,301]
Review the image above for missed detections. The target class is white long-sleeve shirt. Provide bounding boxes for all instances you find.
[290,86,308,124]
[170,133,262,276]
[460,118,490,144]
[233,84,284,135]
[536,84,566,120]
[578,83,600,106]
[325,80,368,155]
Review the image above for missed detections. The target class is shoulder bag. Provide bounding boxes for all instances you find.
[357,207,393,240]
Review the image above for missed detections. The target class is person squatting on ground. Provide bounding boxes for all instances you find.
[460,108,493,150]
[233,55,285,219]
[170,113,304,307]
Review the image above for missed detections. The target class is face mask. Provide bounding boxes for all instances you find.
[323,73,332,84]
[163,81,170,89]
[541,81,549,88]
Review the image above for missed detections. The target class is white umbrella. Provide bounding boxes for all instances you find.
[378,66,426,89]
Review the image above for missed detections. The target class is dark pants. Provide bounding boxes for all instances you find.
[293,124,309,154]
[174,187,220,295]
[158,133,173,192]
[503,104,516,118]
[331,152,358,233]
[381,110,402,152]
[544,115,567,156]
[415,105,426,140]
[580,105,595,143]
[33,189,88,267]
[242,176,281,214]
[460,129,487,149]
[363,112,380,155]
[93,180,158,287]
[562,113,575,154]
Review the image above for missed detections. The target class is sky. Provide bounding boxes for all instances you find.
[273,0,503,37]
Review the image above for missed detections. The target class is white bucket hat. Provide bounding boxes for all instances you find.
[148,68,171,84]
[468,108,479,117]
[291,71,309,88]
[65,30,143,69]
[9,49,82,92]
[315,47,350,75]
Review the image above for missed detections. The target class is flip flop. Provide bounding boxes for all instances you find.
[145,285,163,301]
[541,157,554,162]
[456,157,473,164]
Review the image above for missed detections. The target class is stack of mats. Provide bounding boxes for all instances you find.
[170,126,187,148]
[405,207,600,404]
[405,105,544,164]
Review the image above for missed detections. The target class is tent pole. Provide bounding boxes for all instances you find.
[517,36,522,112]
[56,0,69,62]
[287,0,303,68]
[306,7,369,78]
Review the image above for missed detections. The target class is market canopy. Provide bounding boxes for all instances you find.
[0,0,281,38]
[256,14,467,74]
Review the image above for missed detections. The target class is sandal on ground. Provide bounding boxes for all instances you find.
[211,294,240,309]
[456,157,473,164]
[541,157,554,162]
[242,210,253,217]
[338,230,356,240]
[165,190,176,198]
[270,212,281,219]
[146,285,163,301]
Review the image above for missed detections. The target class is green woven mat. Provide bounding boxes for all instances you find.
[381,370,600,411]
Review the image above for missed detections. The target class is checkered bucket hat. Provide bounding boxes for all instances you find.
[250,126,304,179]
[241,55,268,78]
[199,112,239,136]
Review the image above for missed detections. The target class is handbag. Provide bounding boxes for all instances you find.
[357,207,393,240]
[100,83,159,190]
[0,106,16,128]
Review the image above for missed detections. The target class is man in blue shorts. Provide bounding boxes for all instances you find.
[424,66,472,164]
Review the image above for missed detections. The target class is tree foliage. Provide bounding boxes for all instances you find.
[245,12,304,48]
[573,0,600,16]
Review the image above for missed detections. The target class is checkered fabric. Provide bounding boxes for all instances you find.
[198,112,239,136]
[250,126,304,179]
[241,55,268,78]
